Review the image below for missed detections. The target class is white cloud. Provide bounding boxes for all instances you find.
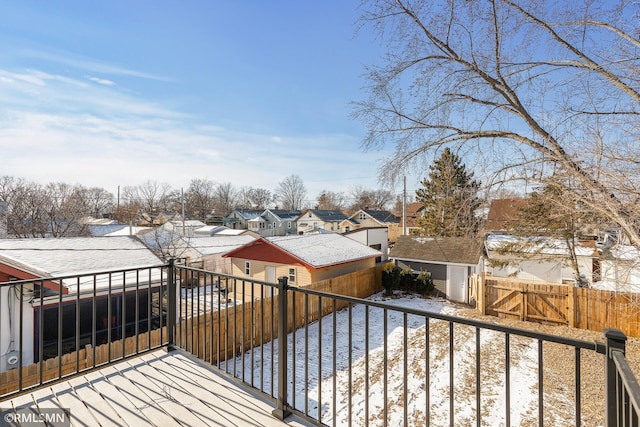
[87,76,115,86]
[0,66,393,201]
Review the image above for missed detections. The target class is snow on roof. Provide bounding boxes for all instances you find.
[608,244,640,261]
[189,235,257,256]
[213,228,248,236]
[170,220,207,228]
[485,234,595,257]
[0,237,164,294]
[266,233,382,268]
[0,236,163,277]
[104,226,152,236]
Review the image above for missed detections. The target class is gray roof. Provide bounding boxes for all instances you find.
[267,209,302,221]
[228,209,264,220]
[0,237,164,293]
[266,233,382,268]
[360,210,400,224]
[305,210,348,222]
[390,235,483,265]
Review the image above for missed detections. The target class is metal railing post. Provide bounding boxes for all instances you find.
[605,328,627,427]
[272,276,291,420]
[166,258,177,352]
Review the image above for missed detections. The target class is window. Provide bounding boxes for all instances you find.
[245,261,251,275]
[288,222,292,229]
[359,213,366,220]
[288,268,296,283]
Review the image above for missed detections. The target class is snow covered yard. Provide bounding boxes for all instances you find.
[227,292,622,426]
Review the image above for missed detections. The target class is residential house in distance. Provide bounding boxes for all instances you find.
[185,235,258,274]
[390,235,484,303]
[403,202,425,235]
[0,236,164,370]
[164,219,207,237]
[340,209,402,243]
[254,209,301,237]
[222,233,382,295]
[223,209,264,230]
[484,234,597,285]
[343,227,389,263]
[593,244,640,292]
[192,225,257,237]
[483,198,529,233]
[295,209,348,235]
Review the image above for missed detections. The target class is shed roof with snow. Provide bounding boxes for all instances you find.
[223,233,382,269]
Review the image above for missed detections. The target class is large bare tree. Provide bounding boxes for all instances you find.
[185,178,217,220]
[355,0,640,247]
[213,182,238,216]
[237,186,274,210]
[122,180,174,216]
[348,185,394,212]
[275,175,307,210]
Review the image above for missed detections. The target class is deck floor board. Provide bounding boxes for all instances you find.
[0,350,310,427]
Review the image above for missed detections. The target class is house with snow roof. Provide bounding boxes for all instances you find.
[223,209,264,230]
[484,234,597,285]
[343,227,389,263]
[592,244,640,293]
[256,209,301,237]
[295,209,348,235]
[185,235,257,274]
[222,233,383,294]
[340,209,402,243]
[0,236,164,369]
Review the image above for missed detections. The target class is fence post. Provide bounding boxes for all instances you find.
[605,328,626,427]
[480,272,486,315]
[165,258,177,352]
[272,276,291,420]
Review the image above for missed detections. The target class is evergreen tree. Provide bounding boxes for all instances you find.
[415,148,481,237]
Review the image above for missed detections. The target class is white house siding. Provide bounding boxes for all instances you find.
[344,228,389,262]
[0,287,34,371]
[486,256,593,284]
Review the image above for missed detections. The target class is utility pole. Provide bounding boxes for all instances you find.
[402,176,407,236]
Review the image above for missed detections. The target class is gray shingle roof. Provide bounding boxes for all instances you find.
[307,210,348,222]
[390,235,483,265]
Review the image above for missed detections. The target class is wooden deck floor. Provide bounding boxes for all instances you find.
[2,350,311,427]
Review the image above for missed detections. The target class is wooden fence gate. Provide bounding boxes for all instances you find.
[480,277,573,326]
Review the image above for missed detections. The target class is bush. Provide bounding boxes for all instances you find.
[381,264,434,297]
[414,270,435,295]
[381,263,400,296]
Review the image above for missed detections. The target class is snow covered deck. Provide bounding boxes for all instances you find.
[2,349,310,427]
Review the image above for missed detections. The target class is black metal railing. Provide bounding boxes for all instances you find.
[172,263,640,427]
[2,261,639,426]
[0,264,168,399]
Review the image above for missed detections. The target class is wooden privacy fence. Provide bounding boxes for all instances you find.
[178,265,384,362]
[474,274,640,337]
[0,327,166,395]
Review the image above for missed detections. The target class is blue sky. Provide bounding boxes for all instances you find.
[0,1,411,202]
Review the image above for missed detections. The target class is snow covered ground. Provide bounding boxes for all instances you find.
[225,292,586,426]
